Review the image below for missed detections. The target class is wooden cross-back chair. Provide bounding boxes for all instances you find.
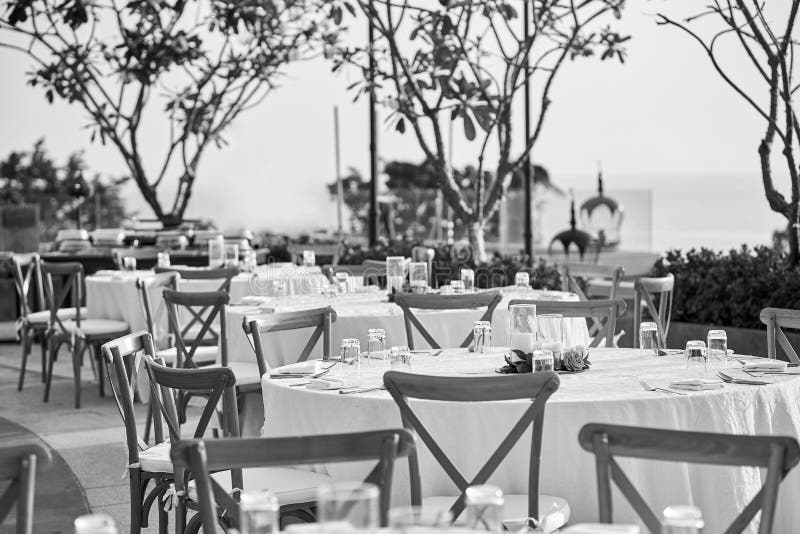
[760,308,800,364]
[41,261,129,408]
[558,263,624,338]
[633,274,674,349]
[393,292,503,350]
[101,332,175,534]
[578,423,800,534]
[162,290,228,369]
[171,429,417,534]
[508,299,628,348]
[153,266,239,293]
[382,371,569,532]
[112,247,160,270]
[242,307,337,377]
[9,253,48,391]
[0,436,52,534]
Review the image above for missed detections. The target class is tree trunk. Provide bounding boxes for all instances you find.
[788,219,800,267]
[468,220,489,264]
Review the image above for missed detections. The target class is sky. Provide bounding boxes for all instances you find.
[0,0,793,251]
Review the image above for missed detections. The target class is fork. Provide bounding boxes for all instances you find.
[638,379,686,396]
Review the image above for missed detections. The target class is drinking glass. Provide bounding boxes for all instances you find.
[340,338,361,367]
[389,506,452,531]
[157,252,171,269]
[334,272,349,295]
[74,514,117,534]
[451,280,466,294]
[707,329,728,365]
[240,491,279,534]
[515,271,530,290]
[302,250,316,267]
[122,256,137,272]
[461,268,475,292]
[386,256,405,294]
[473,321,492,354]
[465,485,504,533]
[537,314,564,370]
[662,505,704,534]
[685,340,707,375]
[367,328,386,365]
[532,349,555,372]
[509,303,537,359]
[408,262,428,294]
[639,321,659,355]
[208,235,225,268]
[224,243,239,268]
[317,482,379,531]
[390,346,412,371]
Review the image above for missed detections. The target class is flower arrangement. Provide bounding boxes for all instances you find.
[498,346,591,374]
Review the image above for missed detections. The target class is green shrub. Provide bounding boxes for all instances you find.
[649,246,800,329]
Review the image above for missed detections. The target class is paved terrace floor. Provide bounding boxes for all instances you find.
[0,340,206,533]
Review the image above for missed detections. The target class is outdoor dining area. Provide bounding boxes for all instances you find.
[2,245,800,534]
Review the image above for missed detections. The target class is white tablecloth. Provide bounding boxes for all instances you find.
[260,349,800,533]
[226,290,589,367]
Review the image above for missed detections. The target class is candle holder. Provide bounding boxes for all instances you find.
[509,303,537,362]
[537,314,564,370]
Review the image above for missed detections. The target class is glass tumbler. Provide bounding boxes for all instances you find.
[389,506,453,531]
[662,505,705,534]
[707,329,728,364]
[465,485,504,533]
[240,491,279,534]
[451,280,466,294]
[390,346,412,371]
[122,256,137,272]
[367,328,386,365]
[208,235,225,268]
[302,250,316,267]
[515,271,530,290]
[334,272,349,295]
[317,482,379,531]
[639,321,659,355]
[685,340,707,375]
[532,349,555,372]
[509,303,537,359]
[408,262,428,294]
[537,314,564,370]
[461,268,475,292]
[473,321,492,354]
[386,256,405,294]
[340,338,361,367]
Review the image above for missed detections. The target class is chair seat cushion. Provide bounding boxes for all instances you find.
[138,442,173,473]
[188,467,332,506]
[62,319,129,337]
[422,494,569,533]
[156,346,218,366]
[25,307,87,323]
[226,361,264,386]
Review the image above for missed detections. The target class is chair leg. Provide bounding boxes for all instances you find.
[73,338,83,409]
[143,403,153,444]
[94,343,106,398]
[43,338,59,403]
[130,470,142,534]
[17,327,31,391]
[40,334,48,382]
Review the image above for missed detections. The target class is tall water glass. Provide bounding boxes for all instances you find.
[224,243,239,268]
[208,235,225,268]
[408,262,428,294]
[390,346,412,371]
[685,340,707,375]
[389,506,453,531]
[302,250,315,267]
[465,485,504,533]
[317,482,379,531]
[340,338,361,368]
[461,268,475,292]
[707,329,728,365]
[537,314,564,370]
[386,256,405,294]
[451,280,466,294]
[367,328,386,365]
[639,321,659,355]
[662,505,704,534]
[157,252,171,269]
[473,321,492,354]
[515,271,530,290]
[532,349,555,372]
[240,491,279,534]
[509,304,537,359]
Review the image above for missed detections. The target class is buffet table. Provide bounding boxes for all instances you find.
[260,348,800,533]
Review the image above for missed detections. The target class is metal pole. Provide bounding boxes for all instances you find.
[523,0,533,264]
[368,0,379,246]
[334,106,344,241]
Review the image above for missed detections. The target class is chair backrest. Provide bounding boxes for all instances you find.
[162,289,229,368]
[559,262,624,301]
[171,429,417,533]
[633,274,675,349]
[111,247,159,269]
[8,254,44,318]
[383,371,560,523]
[153,266,239,293]
[135,272,180,346]
[40,261,84,330]
[507,298,628,348]
[393,292,503,349]
[760,308,800,363]
[100,331,167,464]
[242,307,337,376]
[578,423,800,534]
[0,437,52,534]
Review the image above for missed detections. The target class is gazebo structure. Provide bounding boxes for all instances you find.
[548,192,595,260]
[579,167,624,250]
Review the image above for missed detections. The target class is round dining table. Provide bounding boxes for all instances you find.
[259,348,800,533]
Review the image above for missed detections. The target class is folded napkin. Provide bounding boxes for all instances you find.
[306,377,362,390]
[269,360,327,376]
[669,378,724,391]
[562,525,640,534]
[742,360,788,373]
